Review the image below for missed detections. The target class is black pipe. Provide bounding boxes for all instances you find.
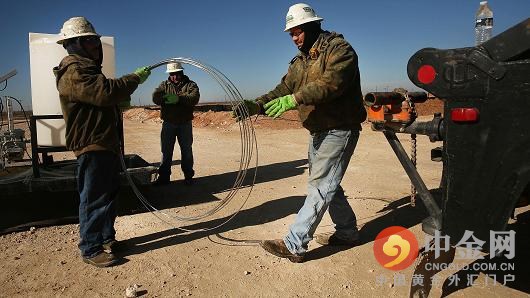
[30,116,39,178]
[372,114,444,142]
[401,117,444,142]
[364,91,428,106]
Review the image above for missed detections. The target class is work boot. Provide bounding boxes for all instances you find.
[153,176,170,186]
[260,239,304,263]
[314,232,360,246]
[82,251,118,268]
[102,240,123,253]
[184,177,194,186]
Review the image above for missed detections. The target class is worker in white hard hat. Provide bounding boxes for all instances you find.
[152,62,200,185]
[53,16,151,268]
[234,3,366,262]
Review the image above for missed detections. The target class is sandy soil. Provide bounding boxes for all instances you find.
[1,108,528,298]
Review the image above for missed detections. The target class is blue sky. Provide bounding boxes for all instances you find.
[1,0,529,108]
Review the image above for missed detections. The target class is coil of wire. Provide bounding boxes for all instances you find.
[121,57,258,233]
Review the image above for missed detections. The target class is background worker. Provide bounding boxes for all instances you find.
[234,3,366,262]
[53,16,151,267]
[152,62,200,185]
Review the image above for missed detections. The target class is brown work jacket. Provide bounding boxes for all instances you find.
[53,54,140,156]
[256,31,367,133]
[152,75,200,124]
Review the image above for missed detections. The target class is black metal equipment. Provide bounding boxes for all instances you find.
[366,89,445,232]
[403,18,530,298]
[364,18,530,298]
[407,18,530,243]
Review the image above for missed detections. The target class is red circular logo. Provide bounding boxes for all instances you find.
[373,226,419,271]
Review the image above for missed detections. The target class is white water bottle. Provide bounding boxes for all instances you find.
[475,1,493,45]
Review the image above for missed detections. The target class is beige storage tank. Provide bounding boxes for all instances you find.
[28,33,115,147]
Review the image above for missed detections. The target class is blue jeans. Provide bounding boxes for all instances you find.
[158,121,194,180]
[284,129,360,255]
[77,151,120,257]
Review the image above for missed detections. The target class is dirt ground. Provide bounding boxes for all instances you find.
[1,107,528,298]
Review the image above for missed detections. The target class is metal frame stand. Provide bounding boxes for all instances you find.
[383,130,442,231]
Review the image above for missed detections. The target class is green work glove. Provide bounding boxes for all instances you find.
[134,66,151,84]
[264,94,297,118]
[232,99,261,121]
[164,93,179,104]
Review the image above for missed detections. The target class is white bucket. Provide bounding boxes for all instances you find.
[28,33,115,147]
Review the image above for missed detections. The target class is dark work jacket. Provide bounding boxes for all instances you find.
[152,75,200,124]
[53,54,140,156]
[256,31,367,133]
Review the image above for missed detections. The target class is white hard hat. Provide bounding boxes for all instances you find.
[166,62,184,73]
[57,16,100,44]
[284,3,323,32]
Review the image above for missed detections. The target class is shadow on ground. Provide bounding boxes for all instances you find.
[0,159,308,234]
[141,158,307,210]
[121,189,435,263]
[120,195,306,257]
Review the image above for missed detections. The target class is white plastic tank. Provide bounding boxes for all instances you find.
[28,33,115,147]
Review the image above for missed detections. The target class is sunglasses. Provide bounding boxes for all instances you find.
[81,36,101,44]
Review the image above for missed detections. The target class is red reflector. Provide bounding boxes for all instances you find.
[451,108,479,123]
[417,65,436,84]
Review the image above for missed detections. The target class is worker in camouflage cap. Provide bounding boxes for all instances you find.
[234,3,366,262]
